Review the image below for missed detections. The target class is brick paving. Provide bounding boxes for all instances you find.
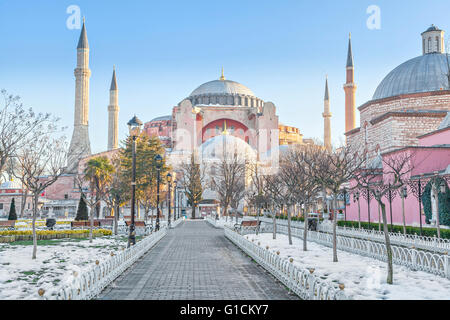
[99,220,298,300]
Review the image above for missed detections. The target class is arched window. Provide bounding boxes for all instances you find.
[436,37,440,52]
[245,98,248,106]
[428,38,432,52]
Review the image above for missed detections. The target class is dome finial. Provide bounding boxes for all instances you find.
[220,67,226,81]
[222,120,228,135]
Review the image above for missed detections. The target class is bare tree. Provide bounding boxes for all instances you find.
[0,90,57,176]
[179,152,206,219]
[15,135,68,259]
[287,145,322,251]
[353,149,415,284]
[212,150,246,223]
[263,172,285,240]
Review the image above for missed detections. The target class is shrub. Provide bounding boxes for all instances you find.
[8,198,17,221]
[75,195,88,221]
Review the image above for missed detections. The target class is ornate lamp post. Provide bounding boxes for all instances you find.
[354,191,361,228]
[407,175,429,236]
[127,115,142,247]
[343,188,348,222]
[154,154,163,231]
[167,173,172,228]
[400,186,408,234]
[384,183,397,232]
[173,180,177,221]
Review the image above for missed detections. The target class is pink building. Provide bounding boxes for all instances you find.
[345,115,450,227]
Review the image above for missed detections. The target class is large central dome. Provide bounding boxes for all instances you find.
[190,79,255,97]
[373,53,450,100]
[187,72,263,107]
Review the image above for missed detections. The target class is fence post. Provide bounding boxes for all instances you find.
[445,254,450,279]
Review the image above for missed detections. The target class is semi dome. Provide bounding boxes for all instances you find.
[373,53,450,100]
[190,79,255,97]
[200,134,256,162]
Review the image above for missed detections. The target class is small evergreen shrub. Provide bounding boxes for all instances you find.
[8,198,17,221]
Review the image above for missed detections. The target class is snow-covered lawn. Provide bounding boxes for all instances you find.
[0,236,130,300]
[246,233,450,300]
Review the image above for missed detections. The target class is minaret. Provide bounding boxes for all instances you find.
[343,33,357,135]
[323,76,332,151]
[108,66,119,150]
[67,18,91,173]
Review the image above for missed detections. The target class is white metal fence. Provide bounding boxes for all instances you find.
[259,217,450,254]
[50,226,168,300]
[268,223,450,280]
[224,227,348,300]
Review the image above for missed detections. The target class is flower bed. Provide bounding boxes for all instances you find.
[0,229,112,242]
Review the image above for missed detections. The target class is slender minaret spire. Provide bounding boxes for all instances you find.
[323,76,332,151]
[67,18,91,173]
[343,33,357,136]
[108,66,119,150]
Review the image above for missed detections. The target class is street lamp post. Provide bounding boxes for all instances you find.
[154,154,163,231]
[401,186,408,234]
[354,191,361,228]
[174,180,177,221]
[343,188,348,222]
[127,115,142,248]
[178,186,182,219]
[167,173,172,228]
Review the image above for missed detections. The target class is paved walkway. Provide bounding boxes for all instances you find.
[99,220,298,300]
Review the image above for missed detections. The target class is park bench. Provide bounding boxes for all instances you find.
[234,220,260,233]
[0,220,15,230]
[104,215,115,220]
[71,220,101,229]
[124,221,146,227]
[124,220,152,235]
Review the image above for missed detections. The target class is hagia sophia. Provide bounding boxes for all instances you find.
[0,21,448,226]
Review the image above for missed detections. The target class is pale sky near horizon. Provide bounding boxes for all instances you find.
[1,0,450,153]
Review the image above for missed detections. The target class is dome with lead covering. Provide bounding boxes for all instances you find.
[373,53,450,101]
[187,72,263,107]
[190,80,255,97]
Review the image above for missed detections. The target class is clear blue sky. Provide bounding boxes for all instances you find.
[1,0,449,153]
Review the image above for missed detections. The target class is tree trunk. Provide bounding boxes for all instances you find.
[114,203,119,236]
[287,204,292,245]
[32,194,38,260]
[332,195,338,262]
[20,190,28,218]
[401,195,406,235]
[358,200,361,229]
[89,203,95,243]
[303,208,308,252]
[378,202,381,232]
[272,206,277,240]
[256,205,261,236]
[379,201,394,284]
[192,205,196,219]
[151,207,154,227]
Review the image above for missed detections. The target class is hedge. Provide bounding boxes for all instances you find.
[337,220,450,239]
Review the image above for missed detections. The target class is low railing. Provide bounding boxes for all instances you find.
[170,217,184,229]
[318,223,450,254]
[224,227,348,300]
[50,226,168,300]
[271,223,450,280]
[259,217,450,254]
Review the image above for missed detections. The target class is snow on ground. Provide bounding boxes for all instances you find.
[0,236,130,300]
[246,233,450,300]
